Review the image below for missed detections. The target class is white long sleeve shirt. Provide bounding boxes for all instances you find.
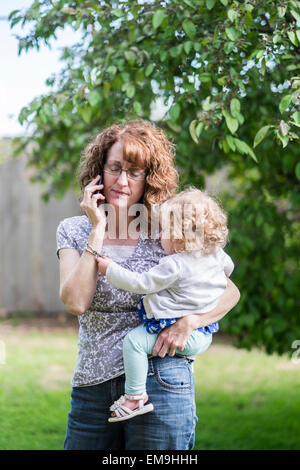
[105,248,234,320]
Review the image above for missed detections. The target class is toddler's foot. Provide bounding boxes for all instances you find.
[108,392,154,423]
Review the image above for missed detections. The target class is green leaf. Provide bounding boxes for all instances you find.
[152,10,167,29]
[225,27,240,41]
[183,0,195,7]
[133,101,142,113]
[169,103,181,121]
[198,73,211,83]
[224,42,235,54]
[295,162,300,180]
[79,106,92,124]
[107,65,117,76]
[170,45,182,58]
[277,6,287,18]
[230,98,240,115]
[8,9,20,20]
[244,11,253,27]
[277,132,289,148]
[226,134,236,151]
[189,120,199,143]
[292,111,300,125]
[112,8,123,18]
[61,7,77,15]
[183,41,193,55]
[145,64,155,77]
[227,9,238,22]
[234,138,258,162]
[253,125,273,148]
[196,122,204,137]
[287,31,298,46]
[160,50,167,61]
[279,94,292,114]
[88,90,101,107]
[206,0,216,10]
[124,50,136,65]
[273,33,282,44]
[202,96,211,111]
[126,84,135,99]
[291,9,300,22]
[217,76,227,86]
[182,20,196,39]
[222,110,239,134]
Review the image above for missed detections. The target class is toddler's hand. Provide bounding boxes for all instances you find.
[96,255,112,276]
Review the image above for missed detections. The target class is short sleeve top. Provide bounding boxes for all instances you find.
[56,215,165,387]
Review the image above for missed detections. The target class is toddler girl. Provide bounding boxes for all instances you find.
[97,187,234,422]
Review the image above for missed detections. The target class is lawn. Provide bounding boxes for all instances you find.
[0,319,299,450]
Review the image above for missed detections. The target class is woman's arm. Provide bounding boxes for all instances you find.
[152,277,240,357]
[59,224,106,315]
[59,175,106,315]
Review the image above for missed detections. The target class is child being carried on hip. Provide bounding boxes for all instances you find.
[97,187,234,422]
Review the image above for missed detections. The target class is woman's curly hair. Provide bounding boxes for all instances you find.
[77,119,179,230]
[160,187,229,255]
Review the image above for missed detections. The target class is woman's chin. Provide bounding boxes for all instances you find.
[106,197,129,210]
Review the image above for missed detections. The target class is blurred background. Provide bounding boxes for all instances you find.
[0,0,299,450]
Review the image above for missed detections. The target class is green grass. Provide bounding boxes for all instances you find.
[0,326,77,450]
[1,323,300,450]
[194,337,300,449]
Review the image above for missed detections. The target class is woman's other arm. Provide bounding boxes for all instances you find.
[59,175,106,315]
[152,277,240,357]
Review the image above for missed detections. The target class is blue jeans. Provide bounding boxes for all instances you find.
[64,355,197,450]
[123,324,212,395]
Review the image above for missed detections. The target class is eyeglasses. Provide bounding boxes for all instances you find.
[103,163,147,181]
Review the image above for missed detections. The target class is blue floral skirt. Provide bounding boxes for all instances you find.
[137,296,219,335]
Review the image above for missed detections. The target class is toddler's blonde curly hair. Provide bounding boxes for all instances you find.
[160,187,229,255]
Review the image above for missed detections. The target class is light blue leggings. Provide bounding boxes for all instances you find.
[123,324,212,395]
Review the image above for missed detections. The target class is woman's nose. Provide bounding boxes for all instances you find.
[117,169,129,185]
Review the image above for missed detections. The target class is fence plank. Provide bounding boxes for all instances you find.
[0,155,80,314]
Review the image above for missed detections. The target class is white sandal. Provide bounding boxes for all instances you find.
[108,392,154,423]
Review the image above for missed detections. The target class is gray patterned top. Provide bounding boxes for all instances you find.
[56,215,165,387]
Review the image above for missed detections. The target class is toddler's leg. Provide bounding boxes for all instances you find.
[122,324,157,396]
[108,325,156,422]
[177,331,212,357]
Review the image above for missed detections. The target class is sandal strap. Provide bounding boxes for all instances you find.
[110,395,126,411]
[111,392,148,418]
[125,392,146,409]
[125,392,147,401]
[114,404,134,418]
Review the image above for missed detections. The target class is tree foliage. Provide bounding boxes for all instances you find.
[9,0,300,354]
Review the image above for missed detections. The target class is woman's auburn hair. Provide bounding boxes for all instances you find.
[160,187,229,255]
[77,119,179,226]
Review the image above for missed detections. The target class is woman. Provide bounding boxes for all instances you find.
[56,120,240,450]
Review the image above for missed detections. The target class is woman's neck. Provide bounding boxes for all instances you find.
[105,207,140,242]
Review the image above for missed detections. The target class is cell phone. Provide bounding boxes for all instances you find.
[93,174,103,206]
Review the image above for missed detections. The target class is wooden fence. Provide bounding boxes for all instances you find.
[0,153,80,314]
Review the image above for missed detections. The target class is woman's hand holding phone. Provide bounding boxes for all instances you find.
[80,174,106,229]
